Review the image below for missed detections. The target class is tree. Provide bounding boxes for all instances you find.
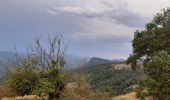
[127,8,170,99]
[144,52,170,99]
[28,34,69,72]
[127,8,170,68]
[4,34,69,99]
[28,34,69,99]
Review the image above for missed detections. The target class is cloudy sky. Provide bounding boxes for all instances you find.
[0,0,170,59]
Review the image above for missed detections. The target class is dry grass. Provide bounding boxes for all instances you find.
[112,92,153,100]
[61,82,111,100]
[112,92,139,100]
[1,84,153,100]
[2,95,48,100]
[0,86,47,100]
[112,63,131,70]
[0,86,15,99]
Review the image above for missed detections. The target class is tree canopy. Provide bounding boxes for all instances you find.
[127,9,170,67]
[127,8,170,99]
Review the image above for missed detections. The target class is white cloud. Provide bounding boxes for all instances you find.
[53,5,102,15]
[47,0,170,41]
[47,0,146,27]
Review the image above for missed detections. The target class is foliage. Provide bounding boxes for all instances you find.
[127,8,170,68]
[2,35,68,99]
[82,64,140,96]
[32,78,55,97]
[137,52,170,100]
[127,8,170,99]
[145,52,170,99]
[44,69,65,99]
[29,35,68,99]
[5,68,39,96]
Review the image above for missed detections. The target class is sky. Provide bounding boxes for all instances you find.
[0,0,170,59]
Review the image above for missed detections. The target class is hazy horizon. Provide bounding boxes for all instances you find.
[0,0,170,59]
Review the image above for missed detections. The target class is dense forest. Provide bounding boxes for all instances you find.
[82,64,140,96]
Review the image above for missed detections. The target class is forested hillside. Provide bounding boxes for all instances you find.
[82,63,141,96]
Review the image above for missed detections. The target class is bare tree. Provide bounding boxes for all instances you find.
[27,34,69,72]
[0,34,69,78]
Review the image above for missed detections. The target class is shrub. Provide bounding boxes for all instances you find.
[5,68,39,96]
[32,78,55,97]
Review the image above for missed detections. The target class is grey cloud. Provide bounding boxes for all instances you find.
[49,1,148,28]
[0,0,139,59]
[109,9,147,27]
[0,0,86,51]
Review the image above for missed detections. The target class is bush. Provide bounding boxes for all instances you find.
[32,78,55,97]
[5,68,39,96]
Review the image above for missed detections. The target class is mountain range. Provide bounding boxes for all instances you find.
[0,51,125,78]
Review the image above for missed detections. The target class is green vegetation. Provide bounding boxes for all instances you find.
[127,8,170,100]
[136,52,170,100]
[83,64,141,96]
[5,67,39,95]
[32,78,55,97]
[1,35,68,99]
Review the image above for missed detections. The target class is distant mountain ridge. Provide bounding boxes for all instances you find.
[0,51,16,60]
[0,51,125,78]
[85,57,125,67]
[0,51,89,76]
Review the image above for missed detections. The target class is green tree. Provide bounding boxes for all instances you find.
[144,52,170,99]
[127,8,170,68]
[127,8,170,99]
